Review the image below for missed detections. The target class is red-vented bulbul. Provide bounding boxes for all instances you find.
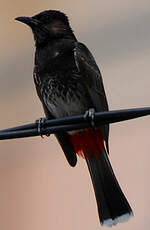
[15,10,133,226]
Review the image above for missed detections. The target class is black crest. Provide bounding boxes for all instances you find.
[32,10,70,26]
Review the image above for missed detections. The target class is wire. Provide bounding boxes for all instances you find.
[0,107,150,140]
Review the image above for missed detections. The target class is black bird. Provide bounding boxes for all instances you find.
[15,10,133,226]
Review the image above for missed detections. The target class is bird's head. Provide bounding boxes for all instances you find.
[15,10,76,46]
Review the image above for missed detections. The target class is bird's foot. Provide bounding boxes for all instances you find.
[35,117,50,137]
[84,108,96,128]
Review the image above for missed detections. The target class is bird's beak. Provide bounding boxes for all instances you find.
[15,16,39,28]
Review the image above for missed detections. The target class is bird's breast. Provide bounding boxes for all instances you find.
[40,73,91,118]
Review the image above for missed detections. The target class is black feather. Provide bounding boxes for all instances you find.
[55,132,77,167]
[86,151,133,225]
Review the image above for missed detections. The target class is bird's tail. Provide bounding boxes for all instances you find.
[86,151,133,226]
[69,128,133,226]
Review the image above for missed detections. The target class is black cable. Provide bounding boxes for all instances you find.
[0,107,150,140]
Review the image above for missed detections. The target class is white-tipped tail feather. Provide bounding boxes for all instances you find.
[86,151,133,226]
[102,212,133,227]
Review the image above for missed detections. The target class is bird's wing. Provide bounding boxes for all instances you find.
[55,132,77,167]
[74,42,109,153]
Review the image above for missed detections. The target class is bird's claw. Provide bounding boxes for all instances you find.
[84,108,95,128]
[35,117,49,138]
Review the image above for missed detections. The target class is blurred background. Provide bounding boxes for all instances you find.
[0,0,150,229]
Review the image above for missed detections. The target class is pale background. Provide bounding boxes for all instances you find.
[0,0,150,230]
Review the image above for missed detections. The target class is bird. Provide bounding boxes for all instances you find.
[15,10,133,226]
